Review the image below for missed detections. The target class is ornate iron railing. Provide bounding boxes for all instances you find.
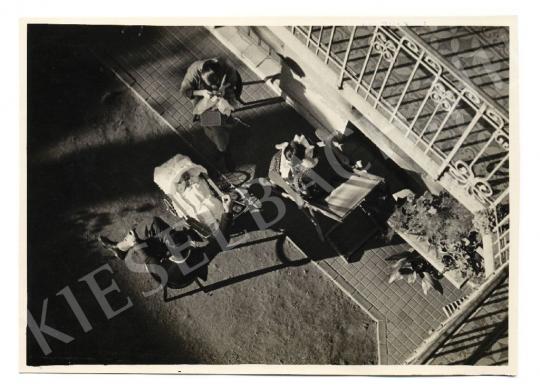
[288,25,510,270]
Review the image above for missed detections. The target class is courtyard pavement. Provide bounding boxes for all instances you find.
[90,25,473,364]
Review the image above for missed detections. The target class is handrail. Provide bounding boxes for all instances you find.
[398,26,509,119]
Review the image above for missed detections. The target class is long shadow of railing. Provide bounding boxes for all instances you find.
[428,277,508,365]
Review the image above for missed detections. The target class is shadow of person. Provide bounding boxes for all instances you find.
[277,55,307,103]
[277,54,306,78]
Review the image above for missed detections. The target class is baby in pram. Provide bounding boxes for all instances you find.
[153,154,226,235]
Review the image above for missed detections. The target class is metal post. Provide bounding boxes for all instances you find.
[485,155,509,181]
[315,26,324,55]
[407,76,440,137]
[424,95,462,151]
[374,39,403,109]
[469,126,501,167]
[355,26,379,93]
[389,49,424,123]
[325,26,336,64]
[338,26,357,89]
[492,187,509,209]
[436,104,487,179]
[416,102,442,142]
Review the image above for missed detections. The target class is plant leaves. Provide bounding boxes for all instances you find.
[385,250,413,262]
[391,259,407,270]
[421,273,444,295]
[399,267,414,275]
[421,276,432,295]
[388,268,404,284]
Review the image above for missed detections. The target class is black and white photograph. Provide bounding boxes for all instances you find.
[22,19,516,374]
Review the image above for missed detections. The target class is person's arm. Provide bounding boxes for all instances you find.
[223,65,240,103]
[180,62,204,101]
[187,240,209,248]
[216,195,234,242]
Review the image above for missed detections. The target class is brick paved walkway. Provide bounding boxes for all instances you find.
[93,25,305,178]
[89,25,471,364]
[316,245,465,364]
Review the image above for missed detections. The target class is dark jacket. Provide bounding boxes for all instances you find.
[125,214,233,288]
[180,58,241,104]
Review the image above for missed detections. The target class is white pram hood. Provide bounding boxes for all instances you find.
[153,154,207,196]
[154,154,224,232]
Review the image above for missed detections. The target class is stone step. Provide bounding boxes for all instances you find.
[211,26,282,84]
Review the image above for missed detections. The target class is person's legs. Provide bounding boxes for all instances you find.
[204,125,235,171]
[144,216,171,238]
[98,233,133,260]
[203,126,230,153]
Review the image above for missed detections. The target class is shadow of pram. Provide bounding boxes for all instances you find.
[157,172,394,302]
[155,129,400,299]
[152,155,314,301]
[162,233,310,302]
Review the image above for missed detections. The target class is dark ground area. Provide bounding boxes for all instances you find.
[26,25,384,365]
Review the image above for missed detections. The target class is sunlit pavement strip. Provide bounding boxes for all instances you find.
[284,237,388,365]
[92,26,473,364]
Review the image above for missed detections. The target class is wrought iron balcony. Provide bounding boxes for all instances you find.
[289,25,510,270]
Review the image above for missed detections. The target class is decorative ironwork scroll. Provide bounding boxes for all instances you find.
[448,160,494,204]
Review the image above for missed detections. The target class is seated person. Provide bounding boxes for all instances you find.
[99,195,233,289]
[273,134,365,200]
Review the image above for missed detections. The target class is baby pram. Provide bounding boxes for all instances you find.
[154,154,226,237]
[153,154,254,231]
[151,154,261,297]
[268,134,389,261]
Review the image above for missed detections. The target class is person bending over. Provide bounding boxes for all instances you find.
[99,195,233,289]
[180,58,242,171]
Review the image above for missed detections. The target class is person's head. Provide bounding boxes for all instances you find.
[283,141,306,163]
[201,59,223,89]
[180,169,201,187]
[117,229,140,252]
[181,171,191,183]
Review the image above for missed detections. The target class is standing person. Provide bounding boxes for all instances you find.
[180,58,242,171]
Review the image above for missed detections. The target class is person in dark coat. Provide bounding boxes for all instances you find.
[99,195,233,289]
[180,58,242,171]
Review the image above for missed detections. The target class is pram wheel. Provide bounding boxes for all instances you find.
[229,189,249,216]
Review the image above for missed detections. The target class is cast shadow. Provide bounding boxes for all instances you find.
[163,233,310,302]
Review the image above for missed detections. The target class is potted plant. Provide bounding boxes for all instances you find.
[386,248,444,295]
[389,191,485,283]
